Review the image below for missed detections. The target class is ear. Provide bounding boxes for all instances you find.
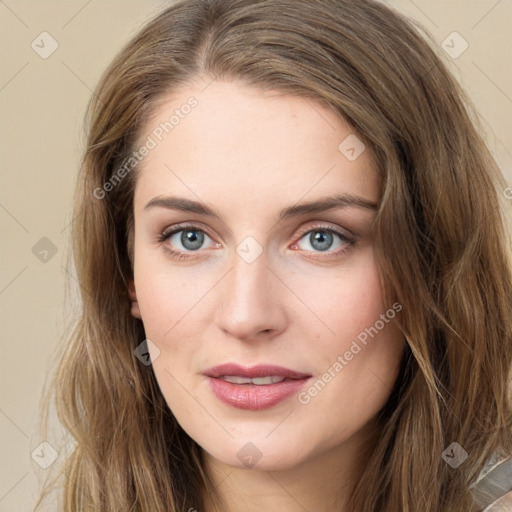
[128,278,142,319]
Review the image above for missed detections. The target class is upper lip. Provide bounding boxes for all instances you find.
[204,363,311,380]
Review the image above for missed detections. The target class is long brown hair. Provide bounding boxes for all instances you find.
[34,0,512,510]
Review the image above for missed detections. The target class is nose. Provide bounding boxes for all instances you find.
[214,249,287,342]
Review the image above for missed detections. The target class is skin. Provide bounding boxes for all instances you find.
[129,77,406,512]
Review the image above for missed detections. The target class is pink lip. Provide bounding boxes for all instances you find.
[204,363,312,410]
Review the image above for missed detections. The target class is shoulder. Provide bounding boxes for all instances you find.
[470,450,512,511]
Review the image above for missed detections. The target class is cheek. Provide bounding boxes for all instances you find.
[296,250,404,423]
[307,249,388,340]
[133,249,209,341]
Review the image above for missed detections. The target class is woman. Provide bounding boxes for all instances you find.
[34,0,512,510]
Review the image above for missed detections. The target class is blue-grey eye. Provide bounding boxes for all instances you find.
[178,229,206,251]
[308,230,334,251]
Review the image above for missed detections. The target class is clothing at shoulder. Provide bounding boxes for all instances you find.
[482,491,512,512]
[471,451,512,512]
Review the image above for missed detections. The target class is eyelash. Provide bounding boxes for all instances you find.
[156,223,356,261]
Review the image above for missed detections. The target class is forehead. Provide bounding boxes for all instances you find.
[133,79,380,215]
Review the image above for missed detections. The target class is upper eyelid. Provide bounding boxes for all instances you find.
[294,222,355,240]
[162,222,215,241]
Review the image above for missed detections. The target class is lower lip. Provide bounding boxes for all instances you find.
[206,376,311,410]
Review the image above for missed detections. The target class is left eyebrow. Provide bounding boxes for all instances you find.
[277,193,378,221]
[143,193,379,221]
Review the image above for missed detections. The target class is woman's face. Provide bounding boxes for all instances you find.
[131,78,405,471]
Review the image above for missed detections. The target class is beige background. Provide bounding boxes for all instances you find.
[0,1,511,510]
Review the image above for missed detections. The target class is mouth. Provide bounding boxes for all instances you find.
[217,375,290,385]
[203,363,312,410]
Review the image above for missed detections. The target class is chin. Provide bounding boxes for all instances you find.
[203,435,312,472]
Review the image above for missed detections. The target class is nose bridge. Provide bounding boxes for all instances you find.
[215,243,284,339]
[226,245,272,313]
